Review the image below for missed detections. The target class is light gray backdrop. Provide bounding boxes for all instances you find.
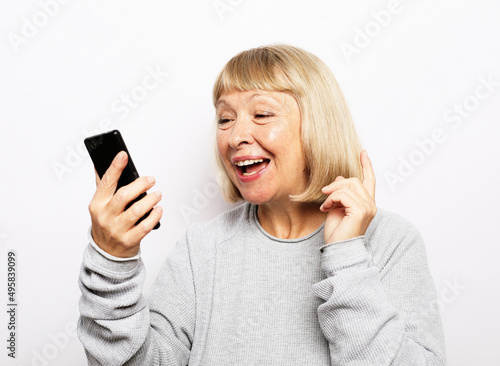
[1,1,499,365]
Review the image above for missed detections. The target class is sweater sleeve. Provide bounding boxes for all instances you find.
[77,228,195,366]
[312,214,446,365]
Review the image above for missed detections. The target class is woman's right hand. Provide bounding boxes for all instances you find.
[88,151,163,258]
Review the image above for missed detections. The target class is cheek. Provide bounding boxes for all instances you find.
[265,126,301,159]
[216,132,226,156]
[266,127,281,142]
[216,132,235,174]
[264,125,293,150]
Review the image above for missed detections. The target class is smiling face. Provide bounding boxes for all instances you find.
[216,90,308,205]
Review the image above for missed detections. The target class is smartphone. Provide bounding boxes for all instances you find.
[84,129,160,230]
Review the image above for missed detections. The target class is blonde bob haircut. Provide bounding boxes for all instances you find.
[213,44,363,204]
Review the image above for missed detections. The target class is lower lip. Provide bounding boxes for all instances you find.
[236,161,269,183]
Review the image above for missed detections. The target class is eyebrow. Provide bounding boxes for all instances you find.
[215,100,229,108]
[216,93,279,108]
[250,93,278,102]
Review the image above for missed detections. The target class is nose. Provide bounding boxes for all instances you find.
[228,115,255,149]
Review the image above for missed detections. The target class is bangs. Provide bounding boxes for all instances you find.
[212,47,296,105]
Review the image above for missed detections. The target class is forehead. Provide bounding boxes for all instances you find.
[216,90,294,110]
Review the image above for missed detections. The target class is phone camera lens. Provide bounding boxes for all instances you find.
[90,141,97,149]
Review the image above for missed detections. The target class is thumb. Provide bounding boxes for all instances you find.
[94,168,101,187]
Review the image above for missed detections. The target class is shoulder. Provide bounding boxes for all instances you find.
[365,207,427,270]
[366,207,421,239]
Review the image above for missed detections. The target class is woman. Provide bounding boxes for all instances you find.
[78,45,446,365]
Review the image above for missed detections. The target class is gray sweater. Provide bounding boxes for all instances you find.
[78,203,446,365]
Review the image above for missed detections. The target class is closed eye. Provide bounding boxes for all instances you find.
[255,114,273,118]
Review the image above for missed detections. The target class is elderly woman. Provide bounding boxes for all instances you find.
[78,45,446,365]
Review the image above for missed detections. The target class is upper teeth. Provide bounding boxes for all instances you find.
[235,159,264,166]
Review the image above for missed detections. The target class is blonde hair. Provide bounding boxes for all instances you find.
[213,44,363,203]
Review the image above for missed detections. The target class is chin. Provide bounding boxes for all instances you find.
[239,189,274,205]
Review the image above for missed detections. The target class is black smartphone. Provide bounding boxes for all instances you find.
[84,129,160,230]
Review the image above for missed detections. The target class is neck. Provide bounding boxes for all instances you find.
[256,201,326,240]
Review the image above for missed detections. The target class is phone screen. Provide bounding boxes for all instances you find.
[84,130,160,229]
[85,130,139,190]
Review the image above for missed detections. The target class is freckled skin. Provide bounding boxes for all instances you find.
[216,90,308,206]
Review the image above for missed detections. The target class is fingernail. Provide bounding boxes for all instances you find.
[154,190,162,197]
[118,151,126,160]
[148,176,155,183]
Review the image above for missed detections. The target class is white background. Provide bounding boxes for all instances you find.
[1,0,499,365]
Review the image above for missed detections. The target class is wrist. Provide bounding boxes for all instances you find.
[88,226,141,262]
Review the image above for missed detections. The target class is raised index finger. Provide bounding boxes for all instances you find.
[361,150,376,199]
[94,151,128,201]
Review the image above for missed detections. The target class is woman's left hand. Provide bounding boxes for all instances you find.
[320,150,377,244]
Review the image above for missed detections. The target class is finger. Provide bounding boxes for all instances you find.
[321,182,374,214]
[125,206,163,244]
[360,150,376,199]
[320,190,353,212]
[322,176,366,195]
[118,190,163,229]
[94,151,128,201]
[108,175,157,214]
[320,188,360,212]
[321,176,345,194]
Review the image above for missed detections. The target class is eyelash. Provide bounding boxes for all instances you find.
[217,114,273,124]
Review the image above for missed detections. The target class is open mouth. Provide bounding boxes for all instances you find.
[234,158,270,177]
